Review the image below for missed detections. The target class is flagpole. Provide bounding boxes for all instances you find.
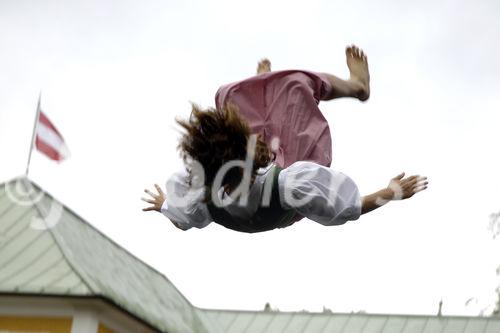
[25,92,42,177]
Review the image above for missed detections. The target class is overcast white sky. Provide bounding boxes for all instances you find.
[1,0,500,316]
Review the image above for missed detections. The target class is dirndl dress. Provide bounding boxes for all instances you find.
[215,70,334,169]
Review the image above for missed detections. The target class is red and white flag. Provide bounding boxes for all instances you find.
[35,102,70,162]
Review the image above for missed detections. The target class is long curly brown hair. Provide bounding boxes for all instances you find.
[176,103,274,199]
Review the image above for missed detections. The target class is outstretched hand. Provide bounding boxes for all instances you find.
[387,172,428,200]
[142,184,166,212]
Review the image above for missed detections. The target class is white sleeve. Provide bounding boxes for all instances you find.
[278,161,362,226]
[160,169,212,230]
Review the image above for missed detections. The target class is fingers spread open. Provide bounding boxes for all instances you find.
[414,176,428,188]
[144,189,157,198]
[141,197,155,204]
[413,185,428,194]
[404,176,419,187]
[154,184,164,195]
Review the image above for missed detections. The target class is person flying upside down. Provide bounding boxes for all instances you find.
[142,45,428,233]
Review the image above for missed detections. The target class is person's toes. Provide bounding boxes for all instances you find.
[351,45,357,57]
[346,46,352,57]
[257,58,271,74]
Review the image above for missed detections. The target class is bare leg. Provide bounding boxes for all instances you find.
[257,58,271,74]
[323,45,370,101]
[255,46,369,101]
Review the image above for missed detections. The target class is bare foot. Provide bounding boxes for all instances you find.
[257,58,271,74]
[346,45,370,101]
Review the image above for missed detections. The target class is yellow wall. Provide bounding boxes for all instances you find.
[0,315,72,333]
[98,323,116,333]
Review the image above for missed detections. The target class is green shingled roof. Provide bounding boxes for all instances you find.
[1,177,498,333]
[0,177,221,333]
[200,309,500,333]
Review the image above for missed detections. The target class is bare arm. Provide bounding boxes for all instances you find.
[361,172,428,215]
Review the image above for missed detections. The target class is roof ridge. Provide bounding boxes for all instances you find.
[18,176,196,307]
[1,177,215,332]
[18,178,95,295]
[199,308,500,320]
[0,174,31,187]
